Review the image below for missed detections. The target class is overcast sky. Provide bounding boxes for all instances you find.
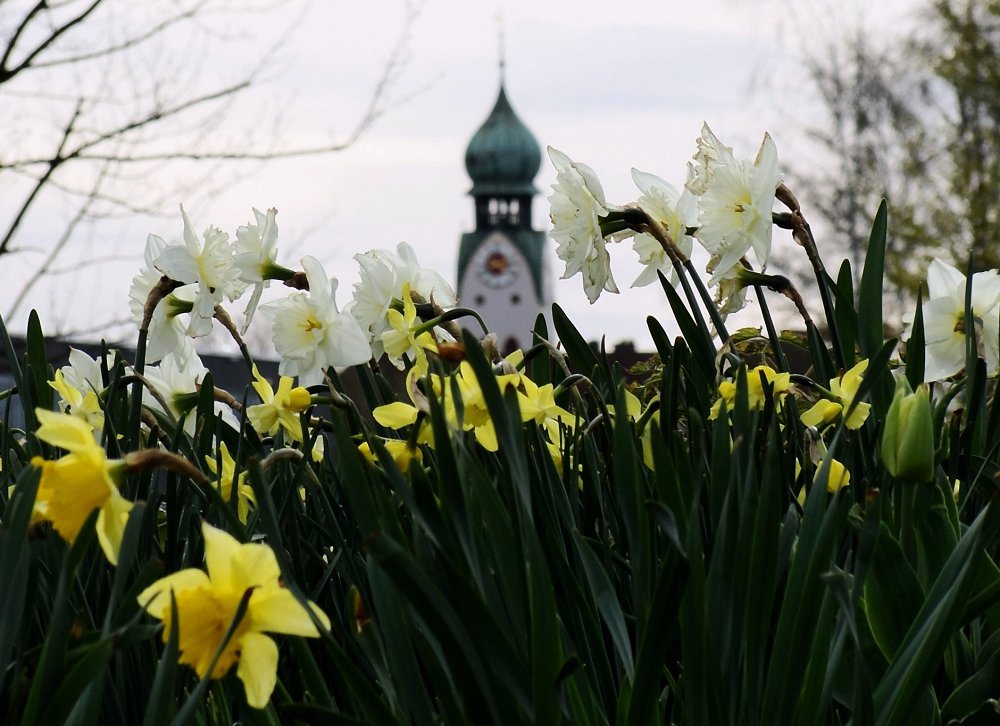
[2,0,919,351]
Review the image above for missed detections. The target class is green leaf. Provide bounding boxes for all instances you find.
[574,534,635,681]
[858,199,888,358]
[873,505,996,725]
[141,591,181,726]
[0,465,41,678]
[905,289,925,390]
[863,522,925,660]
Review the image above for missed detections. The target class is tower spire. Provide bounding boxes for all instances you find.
[496,12,506,84]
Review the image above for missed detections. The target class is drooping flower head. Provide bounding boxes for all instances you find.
[30,409,132,565]
[138,522,330,709]
[205,442,256,524]
[49,348,112,434]
[686,124,782,284]
[709,364,791,420]
[547,146,618,303]
[629,168,698,288]
[902,258,1000,381]
[234,207,283,333]
[246,365,311,442]
[262,256,371,387]
[130,233,197,365]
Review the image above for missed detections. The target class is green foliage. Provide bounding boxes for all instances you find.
[3,202,1000,725]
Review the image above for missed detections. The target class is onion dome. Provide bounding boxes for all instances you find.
[464,85,541,196]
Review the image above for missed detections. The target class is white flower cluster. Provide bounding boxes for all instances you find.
[130,207,457,391]
[547,123,782,318]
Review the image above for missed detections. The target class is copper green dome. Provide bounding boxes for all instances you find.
[464,85,541,196]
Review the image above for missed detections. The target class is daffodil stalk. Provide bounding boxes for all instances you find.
[132,276,183,448]
[616,206,731,343]
[212,304,254,374]
[736,266,812,326]
[774,184,846,370]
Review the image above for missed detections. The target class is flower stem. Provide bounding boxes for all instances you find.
[775,184,846,370]
[634,209,730,342]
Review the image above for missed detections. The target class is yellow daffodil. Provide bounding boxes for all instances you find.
[372,356,437,446]
[800,359,871,431]
[49,369,104,432]
[205,442,256,524]
[138,522,330,709]
[452,361,522,452]
[30,409,132,565]
[516,376,576,442]
[247,365,311,442]
[358,439,423,471]
[380,282,439,370]
[797,457,851,505]
[710,365,791,420]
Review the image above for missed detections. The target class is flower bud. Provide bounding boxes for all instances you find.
[288,386,312,412]
[881,382,935,482]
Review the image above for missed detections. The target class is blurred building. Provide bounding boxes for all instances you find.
[457,80,550,353]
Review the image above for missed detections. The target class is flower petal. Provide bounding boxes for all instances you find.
[202,522,243,588]
[95,487,134,566]
[250,587,330,636]
[138,569,212,619]
[236,631,279,709]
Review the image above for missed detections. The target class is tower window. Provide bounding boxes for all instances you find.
[510,293,521,305]
[474,294,486,306]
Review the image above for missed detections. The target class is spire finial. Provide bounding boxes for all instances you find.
[496,11,506,84]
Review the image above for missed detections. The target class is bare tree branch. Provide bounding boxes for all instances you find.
[0,97,84,255]
[0,0,104,84]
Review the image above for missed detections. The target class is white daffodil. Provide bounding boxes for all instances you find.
[686,124,782,284]
[902,258,1000,381]
[142,352,240,435]
[547,146,617,304]
[234,207,281,334]
[351,241,456,360]
[154,206,246,338]
[685,123,735,196]
[130,233,197,365]
[261,256,371,387]
[50,348,113,434]
[60,347,109,399]
[629,169,698,287]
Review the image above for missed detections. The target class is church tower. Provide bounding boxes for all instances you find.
[458,82,548,353]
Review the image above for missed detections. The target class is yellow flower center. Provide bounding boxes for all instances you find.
[163,586,254,679]
[302,315,323,333]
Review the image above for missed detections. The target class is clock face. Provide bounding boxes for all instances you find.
[476,239,521,289]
